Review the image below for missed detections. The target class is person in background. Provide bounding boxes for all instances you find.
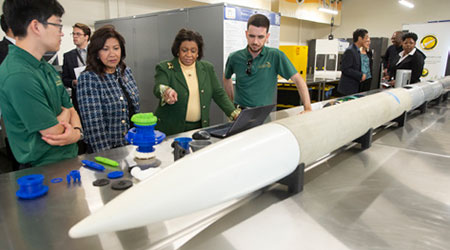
[0,14,15,64]
[337,28,370,96]
[62,23,91,112]
[0,13,20,171]
[0,0,81,168]
[359,36,373,92]
[223,14,311,111]
[77,25,140,153]
[62,23,91,155]
[382,31,403,80]
[389,32,425,85]
[154,28,239,136]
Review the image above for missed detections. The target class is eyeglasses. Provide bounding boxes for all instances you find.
[44,21,63,32]
[246,58,253,76]
[71,32,85,37]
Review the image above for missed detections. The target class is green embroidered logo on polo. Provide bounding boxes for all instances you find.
[55,76,63,86]
[258,62,271,69]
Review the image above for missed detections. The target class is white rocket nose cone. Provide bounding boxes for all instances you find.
[68,123,300,238]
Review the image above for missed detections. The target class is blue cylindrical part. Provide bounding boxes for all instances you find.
[174,137,192,151]
[16,174,49,199]
[126,124,165,153]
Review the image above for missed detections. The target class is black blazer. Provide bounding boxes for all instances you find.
[0,37,13,65]
[391,49,425,84]
[338,44,363,95]
[62,48,80,88]
[382,44,402,74]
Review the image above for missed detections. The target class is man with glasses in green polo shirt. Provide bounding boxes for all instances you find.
[224,14,312,111]
[0,0,82,168]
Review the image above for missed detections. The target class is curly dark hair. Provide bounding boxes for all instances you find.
[171,28,204,60]
[85,25,126,77]
[402,32,418,42]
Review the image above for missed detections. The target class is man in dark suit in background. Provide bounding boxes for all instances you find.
[62,23,91,112]
[62,23,90,155]
[382,31,403,80]
[0,14,15,64]
[337,28,370,96]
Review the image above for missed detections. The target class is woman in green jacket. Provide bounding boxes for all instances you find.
[153,28,240,136]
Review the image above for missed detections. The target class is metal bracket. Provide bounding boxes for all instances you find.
[392,111,407,127]
[417,101,428,114]
[277,163,305,194]
[442,92,448,102]
[353,128,373,150]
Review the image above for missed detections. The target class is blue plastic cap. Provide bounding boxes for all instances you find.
[174,137,192,151]
[107,171,124,179]
[16,174,49,199]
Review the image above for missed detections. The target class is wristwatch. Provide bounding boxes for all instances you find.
[74,127,84,141]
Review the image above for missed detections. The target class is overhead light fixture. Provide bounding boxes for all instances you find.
[318,7,338,15]
[399,0,414,8]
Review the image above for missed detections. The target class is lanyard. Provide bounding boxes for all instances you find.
[75,49,86,66]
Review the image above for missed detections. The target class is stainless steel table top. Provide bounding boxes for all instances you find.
[0,130,247,250]
[180,101,450,250]
[1,100,448,250]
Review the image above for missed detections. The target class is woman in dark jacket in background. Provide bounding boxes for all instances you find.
[390,32,425,84]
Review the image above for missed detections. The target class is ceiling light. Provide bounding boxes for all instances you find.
[399,0,414,8]
[318,7,338,15]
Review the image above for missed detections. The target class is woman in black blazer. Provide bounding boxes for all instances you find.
[390,32,425,84]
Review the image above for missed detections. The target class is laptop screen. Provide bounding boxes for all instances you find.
[208,104,275,138]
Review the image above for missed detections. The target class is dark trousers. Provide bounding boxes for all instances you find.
[359,78,372,93]
[5,138,20,171]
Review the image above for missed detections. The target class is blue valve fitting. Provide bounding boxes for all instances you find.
[16,174,49,199]
[125,113,165,154]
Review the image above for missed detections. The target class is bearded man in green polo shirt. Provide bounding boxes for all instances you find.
[0,0,82,168]
[224,14,312,111]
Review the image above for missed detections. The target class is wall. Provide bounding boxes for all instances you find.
[1,0,449,62]
[279,17,331,46]
[193,0,271,10]
[280,0,450,46]
[333,0,450,39]
[0,0,207,64]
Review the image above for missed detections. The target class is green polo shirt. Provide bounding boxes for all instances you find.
[225,46,297,107]
[0,45,77,167]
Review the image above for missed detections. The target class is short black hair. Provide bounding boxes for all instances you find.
[171,28,204,60]
[0,15,8,33]
[402,32,418,42]
[352,28,368,43]
[247,14,270,33]
[2,0,64,38]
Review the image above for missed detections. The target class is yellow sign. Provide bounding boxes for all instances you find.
[420,35,438,50]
